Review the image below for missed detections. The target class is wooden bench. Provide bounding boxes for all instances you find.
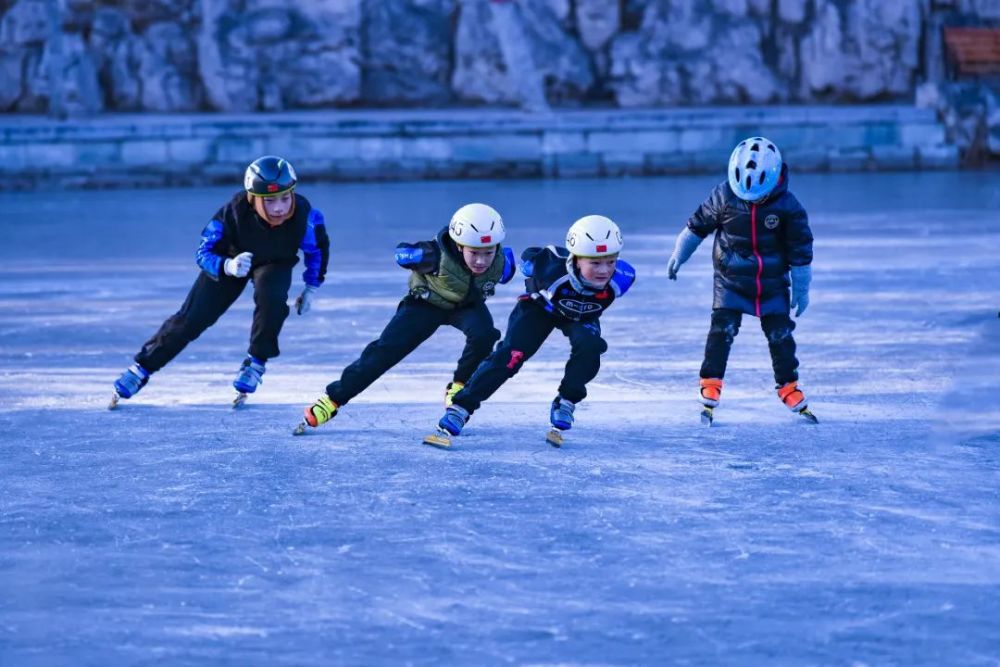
[943,27,1000,77]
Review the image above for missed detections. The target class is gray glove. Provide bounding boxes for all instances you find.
[667,227,703,280]
[790,265,811,317]
[224,252,253,278]
[295,285,317,315]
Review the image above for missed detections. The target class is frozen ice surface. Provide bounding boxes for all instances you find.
[1,173,998,664]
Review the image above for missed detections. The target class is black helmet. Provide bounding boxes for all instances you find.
[244,155,297,197]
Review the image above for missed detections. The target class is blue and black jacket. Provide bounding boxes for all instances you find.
[195,192,330,287]
[520,246,635,323]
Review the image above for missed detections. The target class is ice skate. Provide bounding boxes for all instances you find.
[109,364,149,409]
[777,381,818,424]
[444,381,464,407]
[424,405,469,449]
[232,356,265,408]
[547,396,575,447]
[293,395,338,435]
[699,378,722,426]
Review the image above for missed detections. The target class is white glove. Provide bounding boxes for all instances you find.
[295,285,317,315]
[224,252,253,278]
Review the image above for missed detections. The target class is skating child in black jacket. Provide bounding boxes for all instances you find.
[667,137,816,425]
[110,155,329,409]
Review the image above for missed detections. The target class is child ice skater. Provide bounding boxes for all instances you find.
[425,215,636,449]
[294,203,515,434]
[110,155,329,409]
[667,137,816,425]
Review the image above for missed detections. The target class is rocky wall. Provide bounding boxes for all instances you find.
[0,0,998,115]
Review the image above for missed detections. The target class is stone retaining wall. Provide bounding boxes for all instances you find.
[0,105,957,189]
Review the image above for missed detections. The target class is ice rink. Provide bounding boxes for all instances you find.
[2,172,999,664]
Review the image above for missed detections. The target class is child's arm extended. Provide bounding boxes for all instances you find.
[668,186,725,280]
[395,240,440,274]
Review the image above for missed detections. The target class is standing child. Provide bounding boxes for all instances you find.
[666,136,816,425]
[110,155,330,408]
[425,215,636,449]
[294,203,515,435]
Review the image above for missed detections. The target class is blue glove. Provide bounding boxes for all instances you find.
[667,227,702,280]
[790,265,811,317]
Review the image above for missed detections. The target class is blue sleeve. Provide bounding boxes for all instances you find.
[301,208,330,287]
[611,259,636,296]
[195,218,225,280]
[499,247,516,284]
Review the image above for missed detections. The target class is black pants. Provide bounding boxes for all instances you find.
[700,308,799,386]
[135,264,293,373]
[325,297,500,406]
[452,299,608,415]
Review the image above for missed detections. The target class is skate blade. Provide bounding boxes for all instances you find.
[292,420,310,436]
[422,431,452,449]
[700,407,714,426]
[108,392,121,410]
[233,392,248,409]
[799,408,819,424]
[546,428,564,448]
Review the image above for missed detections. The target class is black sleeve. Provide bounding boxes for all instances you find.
[687,183,727,239]
[782,194,814,267]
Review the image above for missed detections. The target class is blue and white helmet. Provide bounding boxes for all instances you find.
[727,137,782,202]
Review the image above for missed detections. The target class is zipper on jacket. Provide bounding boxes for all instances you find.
[751,203,763,317]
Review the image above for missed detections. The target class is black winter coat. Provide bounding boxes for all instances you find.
[687,166,813,317]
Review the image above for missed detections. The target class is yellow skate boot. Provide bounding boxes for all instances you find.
[293,396,339,435]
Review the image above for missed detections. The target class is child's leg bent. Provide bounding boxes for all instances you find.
[447,300,501,384]
[248,263,294,361]
[136,273,247,373]
[451,300,554,414]
[557,320,608,403]
[325,298,446,405]
[760,313,799,385]
[700,308,742,379]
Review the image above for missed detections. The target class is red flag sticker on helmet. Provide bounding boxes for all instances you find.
[480,235,492,243]
[596,244,607,252]
[267,183,279,192]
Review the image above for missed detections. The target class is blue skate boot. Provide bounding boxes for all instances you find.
[423,405,469,449]
[547,395,575,447]
[232,355,265,407]
[110,363,150,409]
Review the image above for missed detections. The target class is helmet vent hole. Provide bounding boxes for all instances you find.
[745,175,752,190]
[735,167,741,182]
[767,144,776,152]
[758,171,767,185]
[750,143,759,152]
[746,160,757,170]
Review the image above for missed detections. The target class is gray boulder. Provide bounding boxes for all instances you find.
[452,0,593,108]
[361,0,455,106]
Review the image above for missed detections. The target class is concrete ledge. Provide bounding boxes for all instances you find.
[0,105,956,189]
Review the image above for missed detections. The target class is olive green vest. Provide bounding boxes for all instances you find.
[408,245,506,310]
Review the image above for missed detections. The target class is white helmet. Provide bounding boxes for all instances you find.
[565,215,623,258]
[449,203,505,248]
[728,136,783,202]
